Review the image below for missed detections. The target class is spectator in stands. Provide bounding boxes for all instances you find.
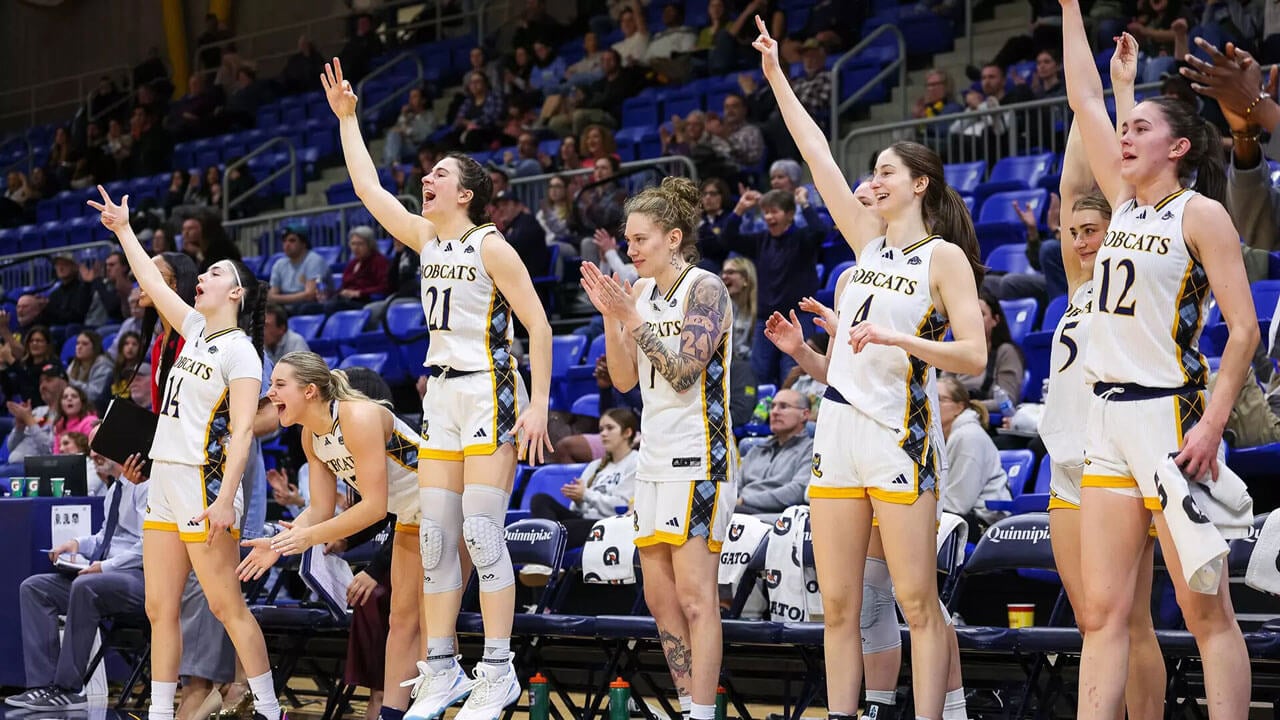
[722,255,757,359]
[450,71,505,151]
[696,177,733,270]
[0,325,54,405]
[105,118,133,176]
[937,376,1011,540]
[46,126,74,189]
[530,40,569,98]
[576,156,628,254]
[537,174,577,251]
[493,190,551,281]
[5,363,66,463]
[66,330,113,411]
[213,43,244,92]
[714,92,766,170]
[11,434,146,712]
[646,4,698,79]
[565,32,605,87]
[13,295,49,340]
[26,167,50,204]
[580,124,618,168]
[912,68,964,153]
[558,136,584,177]
[780,0,866,62]
[41,253,93,327]
[84,251,132,327]
[550,356,644,463]
[267,229,328,314]
[52,385,98,455]
[986,193,1065,301]
[162,170,190,215]
[587,227,638,283]
[740,160,814,234]
[743,39,831,159]
[108,331,151,409]
[179,212,240,272]
[148,226,174,254]
[529,408,639,549]
[1026,47,1066,99]
[983,0,1063,72]
[339,13,385,84]
[948,62,1034,162]
[128,107,172,176]
[171,73,223,141]
[698,0,730,51]
[502,46,536,104]
[488,168,512,213]
[403,144,442,193]
[736,388,812,520]
[612,2,652,67]
[196,12,228,71]
[280,35,326,95]
[110,287,145,356]
[222,65,274,131]
[1,171,29,226]
[550,49,640,137]
[386,236,421,297]
[661,110,738,180]
[712,0,785,75]
[724,188,824,385]
[133,46,171,94]
[1212,365,1280,447]
[512,0,565,52]
[263,305,310,366]
[382,87,437,168]
[1127,0,1187,82]
[782,333,829,414]
[497,131,553,178]
[947,289,1026,414]
[326,226,390,313]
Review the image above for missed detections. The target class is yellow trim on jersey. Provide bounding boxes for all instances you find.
[458,222,496,245]
[664,265,697,303]
[420,448,465,461]
[462,441,499,457]
[178,527,242,544]
[1148,523,1160,538]
[1048,494,1079,511]
[1081,473,1138,489]
[143,520,180,532]
[634,531,724,553]
[202,326,241,342]
[1153,188,1189,211]
[1144,497,1162,512]
[809,486,869,499]
[903,234,941,255]
[394,521,420,535]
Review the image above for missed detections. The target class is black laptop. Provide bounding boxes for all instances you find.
[23,455,89,497]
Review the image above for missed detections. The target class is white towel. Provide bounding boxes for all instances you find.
[582,515,638,585]
[1185,460,1254,540]
[1245,511,1280,595]
[717,513,772,586]
[1153,456,1251,594]
[763,506,822,621]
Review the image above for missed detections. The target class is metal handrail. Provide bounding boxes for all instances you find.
[0,241,116,291]
[510,156,700,214]
[837,81,1162,171]
[356,51,426,123]
[222,137,297,221]
[223,196,419,257]
[830,24,907,142]
[0,64,133,130]
[86,79,136,126]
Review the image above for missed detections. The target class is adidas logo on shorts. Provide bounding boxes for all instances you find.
[891,473,909,486]
[474,428,487,439]
[665,517,680,528]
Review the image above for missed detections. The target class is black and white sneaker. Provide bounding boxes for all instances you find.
[22,688,87,710]
[5,687,52,709]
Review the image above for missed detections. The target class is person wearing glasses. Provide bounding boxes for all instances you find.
[697,178,733,272]
[735,388,812,521]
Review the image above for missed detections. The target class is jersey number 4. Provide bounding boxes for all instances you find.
[1098,258,1137,316]
[424,287,453,331]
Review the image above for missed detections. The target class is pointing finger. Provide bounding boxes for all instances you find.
[754,14,768,37]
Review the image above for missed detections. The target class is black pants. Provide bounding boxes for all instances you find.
[529,493,597,549]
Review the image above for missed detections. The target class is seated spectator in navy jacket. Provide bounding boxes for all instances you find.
[493,190,550,283]
[723,188,826,386]
[42,253,93,327]
[696,177,733,271]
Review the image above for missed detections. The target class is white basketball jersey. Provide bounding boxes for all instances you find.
[827,236,948,453]
[418,223,516,373]
[152,311,263,470]
[1084,189,1209,388]
[633,266,736,483]
[309,400,421,516]
[1040,281,1094,466]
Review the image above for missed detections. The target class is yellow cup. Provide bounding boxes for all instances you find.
[1007,603,1035,629]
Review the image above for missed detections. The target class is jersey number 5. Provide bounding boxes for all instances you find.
[1098,258,1137,316]
[1057,320,1079,371]
[424,287,453,331]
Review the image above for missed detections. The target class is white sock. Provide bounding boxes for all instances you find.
[148,681,177,720]
[426,637,457,673]
[690,702,715,720]
[942,688,968,720]
[482,637,511,666]
[248,671,281,720]
[678,695,692,717]
[865,689,896,705]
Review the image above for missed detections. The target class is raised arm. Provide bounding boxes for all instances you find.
[750,17,878,255]
[323,59,434,252]
[1060,0,1129,207]
[482,234,554,464]
[1058,123,1091,293]
[87,186,193,330]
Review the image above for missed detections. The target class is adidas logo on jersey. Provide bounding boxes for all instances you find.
[665,517,681,528]
[891,473,909,486]
[907,256,922,265]
[1136,210,1147,219]
[444,243,453,251]
[324,436,333,446]
[474,428,487,439]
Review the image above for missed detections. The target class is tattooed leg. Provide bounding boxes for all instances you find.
[658,628,694,697]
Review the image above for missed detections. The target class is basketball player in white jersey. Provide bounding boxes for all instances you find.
[579,177,736,720]
[1037,33,1164,720]
[1061,2,1259,716]
[88,187,284,720]
[235,351,435,720]
[322,58,553,720]
[751,16,987,719]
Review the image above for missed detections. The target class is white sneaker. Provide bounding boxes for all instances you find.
[402,658,473,720]
[455,662,521,720]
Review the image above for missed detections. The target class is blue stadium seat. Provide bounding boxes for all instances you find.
[287,314,325,341]
[38,220,66,248]
[986,244,1032,275]
[1032,456,1052,495]
[975,189,1047,259]
[944,161,986,196]
[518,464,588,510]
[1021,330,1052,403]
[562,334,607,406]
[312,309,371,355]
[621,97,658,129]
[570,393,599,418]
[999,297,1038,345]
[240,256,263,276]
[1039,294,1068,332]
[551,334,589,410]
[60,335,77,364]
[313,245,342,269]
[662,89,703,119]
[999,449,1036,496]
[339,352,390,375]
[815,259,856,306]
[975,153,1055,203]
[64,217,96,247]
[385,299,426,335]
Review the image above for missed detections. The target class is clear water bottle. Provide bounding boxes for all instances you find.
[992,385,1015,417]
[752,395,772,424]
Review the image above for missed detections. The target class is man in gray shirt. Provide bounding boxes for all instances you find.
[11,434,148,711]
[263,304,312,365]
[737,389,814,521]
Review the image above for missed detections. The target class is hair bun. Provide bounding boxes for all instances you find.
[660,175,699,210]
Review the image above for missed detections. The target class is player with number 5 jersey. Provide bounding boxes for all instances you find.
[322,57,553,720]
[1060,1,1259,717]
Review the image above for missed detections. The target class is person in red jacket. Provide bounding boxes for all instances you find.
[326,225,391,314]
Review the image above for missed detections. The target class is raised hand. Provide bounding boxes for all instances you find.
[320,58,359,119]
[763,310,807,356]
[580,262,637,321]
[1181,39,1269,122]
[85,185,131,234]
[1011,199,1038,228]
[798,296,836,333]
[750,15,783,80]
[1111,32,1139,87]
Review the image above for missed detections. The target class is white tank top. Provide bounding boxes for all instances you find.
[417,223,516,373]
[152,311,263,469]
[633,266,737,483]
[309,400,421,516]
[1084,189,1209,389]
[1040,281,1094,466]
[827,236,948,459]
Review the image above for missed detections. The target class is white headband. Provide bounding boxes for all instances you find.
[214,260,245,310]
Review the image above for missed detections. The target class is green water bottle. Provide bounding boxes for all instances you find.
[715,686,728,720]
[528,673,549,720]
[609,677,631,720]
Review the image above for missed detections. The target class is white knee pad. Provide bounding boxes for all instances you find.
[420,487,464,593]
[862,558,902,654]
[461,484,514,592]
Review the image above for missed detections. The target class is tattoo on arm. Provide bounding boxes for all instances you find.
[658,628,692,694]
[632,274,731,393]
